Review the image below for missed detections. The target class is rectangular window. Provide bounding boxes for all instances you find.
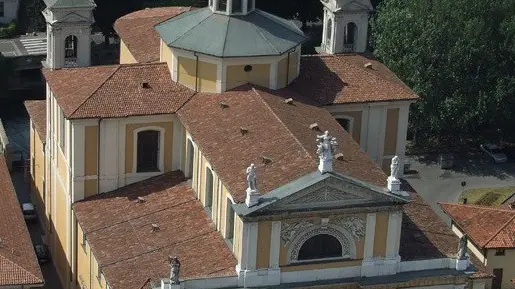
[136,130,160,172]
[232,0,242,13]
[81,232,87,253]
[205,167,213,210]
[0,2,4,18]
[217,0,227,12]
[495,249,505,256]
[97,265,102,283]
[59,108,66,155]
[226,198,234,240]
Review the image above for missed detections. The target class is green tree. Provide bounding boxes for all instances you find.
[372,0,515,143]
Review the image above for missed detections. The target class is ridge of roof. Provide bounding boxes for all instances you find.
[251,87,313,160]
[483,214,515,247]
[439,202,515,213]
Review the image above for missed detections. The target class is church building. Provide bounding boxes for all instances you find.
[26,0,492,288]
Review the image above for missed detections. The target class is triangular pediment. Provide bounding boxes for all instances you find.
[55,12,89,23]
[235,172,407,216]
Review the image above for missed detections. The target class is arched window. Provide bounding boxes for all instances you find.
[205,167,214,209]
[298,234,342,261]
[326,18,333,47]
[64,35,78,60]
[136,130,161,173]
[186,139,195,178]
[343,22,357,51]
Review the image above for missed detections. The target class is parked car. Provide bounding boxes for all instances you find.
[480,144,508,163]
[34,244,50,264]
[21,203,37,221]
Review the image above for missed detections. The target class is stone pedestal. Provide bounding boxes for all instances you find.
[318,159,333,173]
[161,279,181,289]
[456,258,469,271]
[245,188,259,207]
[387,176,401,193]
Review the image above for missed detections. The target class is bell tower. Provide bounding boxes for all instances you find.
[42,0,96,69]
[320,0,373,54]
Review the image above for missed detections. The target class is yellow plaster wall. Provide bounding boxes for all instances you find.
[198,61,217,92]
[54,179,69,288]
[288,52,299,83]
[373,212,389,258]
[277,50,299,88]
[256,221,272,269]
[124,122,174,174]
[119,39,137,64]
[160,39,173,73]
[341,111,362,144]
[84,126,98,176]
[177,56,217,92]
[233,215,243,263]
[485,248,515,289]
[30,126,47,228]
[384,108,399,155]
[225,63,270,90]
[84,179,97,198]
[57,148,68,185]
[77,224,91,289]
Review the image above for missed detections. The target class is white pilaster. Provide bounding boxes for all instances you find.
[172,121,183,171]
[361,212,377,277]
[246,222,258,271]
[270,61,278,89]
[395,103,410,176]
[384,210,402,274]
[269,221,281,269]
[366,105,387,163]
[172,51,179,82]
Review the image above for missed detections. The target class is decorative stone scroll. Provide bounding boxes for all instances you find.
[331,216,366,240]
[280,220,314,245]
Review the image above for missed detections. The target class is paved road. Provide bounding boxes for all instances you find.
[406,154,515,222]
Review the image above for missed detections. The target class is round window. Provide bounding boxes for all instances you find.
[244,65,253,72]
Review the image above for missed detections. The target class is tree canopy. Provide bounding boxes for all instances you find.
[372,0,515,142]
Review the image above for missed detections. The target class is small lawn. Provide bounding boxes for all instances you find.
[459,186,515,206]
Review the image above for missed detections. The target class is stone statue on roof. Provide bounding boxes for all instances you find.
[457,235,468,260]
[316,131,338,173]
[246,164,257,191]
[390,156,400,180]
[169,256,181,284]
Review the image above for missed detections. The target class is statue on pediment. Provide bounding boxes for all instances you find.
[457,235,468,260]
[246,163,257,192]
[317,131,338,173]
[169,256,181,284]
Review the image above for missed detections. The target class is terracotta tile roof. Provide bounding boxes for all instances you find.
[0,155,44,286]
[43,63,195,119]
[73,171,237,289]
[114,7,192,63]
[400,182,490,279]
[178,85,387,203]
[24,100,46,142]
[291,54,419,105]
[439,203,515,249]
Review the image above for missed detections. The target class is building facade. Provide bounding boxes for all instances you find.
[26,0,492,289]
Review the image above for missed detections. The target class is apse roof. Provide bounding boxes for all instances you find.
[155,7,307,58]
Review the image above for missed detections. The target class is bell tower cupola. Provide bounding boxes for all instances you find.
[209,0,255,15]
[320,0,372,54]
[42,0,96,69]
